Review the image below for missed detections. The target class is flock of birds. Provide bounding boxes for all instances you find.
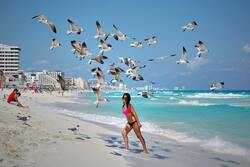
[1,14,222,107]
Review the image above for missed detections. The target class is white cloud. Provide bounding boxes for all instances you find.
[187,57,208,70]
[243,43,250,53]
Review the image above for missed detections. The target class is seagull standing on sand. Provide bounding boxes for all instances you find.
[144,36,157,46]
[50,38,61,50]
[68,125,80,135]
[176,47,190,64]
[98,39,113,52]
[71,41,92,60]
[182,21,198,31]
[91,67,106,85]
[32,15,57,33]
[195,41,209,57]
[88,51,108,65]
[210,82,224,91]
[67,19,85,35]
[91,85,109,108]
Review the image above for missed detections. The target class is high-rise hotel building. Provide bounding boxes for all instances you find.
[0,44,20,74]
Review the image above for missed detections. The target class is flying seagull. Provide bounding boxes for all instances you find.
[144,36,157,45]
[182,21,198,31]
[98,39,113,52]
[71,41,92,60]
[148,54,176,62]
[88,51,108,65]
[67,19,85,35]
[91,85,109,108]
[57,74,67,96]
[91,67,105,85]
[210,82,224,91]
[176,47,190,64]
[107,64,125,83]
[195,41,209,57]
[130,38,143,48]
[32,14,57,33]
[95,21,109,39]
[112,24,129,41]
[50,38,61,50]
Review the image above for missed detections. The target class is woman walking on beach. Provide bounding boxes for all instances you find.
[121,93,148,154]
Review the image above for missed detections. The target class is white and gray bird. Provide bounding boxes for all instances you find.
[119,57,146,70]
[68,125,80,134]
[17,115,31,122]
[210,82,224,91]
[182,21,198,31]
[67,19,85,35]
[94,21,108,39]
[91,67,106,85]
[107,64,125,83]
[130,38,143,48]
[112,24,129,41]
[71,41,92,60]
[144,36,157,45]
[88,51,108,65]
[50,38,61,50]
[91,85,109,108]
[98,39,113,52]
[32,14,57,33]
[176,47,190,64]
[195,41,208,57]
[57,74,67,96]
[148,54,176,62]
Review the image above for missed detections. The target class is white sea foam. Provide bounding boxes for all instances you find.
[46,106,249,156]
[185,93,249,99]
[178,100,214,106]
[201,136,248,156]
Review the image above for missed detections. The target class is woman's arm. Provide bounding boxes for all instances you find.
[130,104,142,127]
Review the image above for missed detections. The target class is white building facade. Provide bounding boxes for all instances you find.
[0,44,20,74]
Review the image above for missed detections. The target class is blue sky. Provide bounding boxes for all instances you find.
[1,0,250,90]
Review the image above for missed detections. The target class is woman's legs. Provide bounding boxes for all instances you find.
[133,123,148,154]
[122,124,132,149]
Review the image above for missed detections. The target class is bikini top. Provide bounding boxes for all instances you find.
[122,107,132,115]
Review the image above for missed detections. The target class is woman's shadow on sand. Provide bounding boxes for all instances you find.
[98,134,170,160]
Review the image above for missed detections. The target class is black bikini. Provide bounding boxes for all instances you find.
[127,121,137,127]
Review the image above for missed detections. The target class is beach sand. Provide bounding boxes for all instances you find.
[0,90,129,167]
[1,89,250,167]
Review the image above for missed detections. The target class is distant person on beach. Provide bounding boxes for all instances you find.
[7,89,25,107]
[121,93,148,154]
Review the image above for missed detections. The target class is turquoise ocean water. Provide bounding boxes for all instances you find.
[52,90,250,157]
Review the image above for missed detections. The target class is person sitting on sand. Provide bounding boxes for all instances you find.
[7,89,25,107]
[121,93,148,154]
[7,88,19,103]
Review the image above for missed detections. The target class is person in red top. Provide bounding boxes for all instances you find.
[7,88,18,103]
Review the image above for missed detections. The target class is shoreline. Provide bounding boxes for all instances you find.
[1,89,250,167]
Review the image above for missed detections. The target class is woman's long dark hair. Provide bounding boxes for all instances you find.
[122,93,131,108]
